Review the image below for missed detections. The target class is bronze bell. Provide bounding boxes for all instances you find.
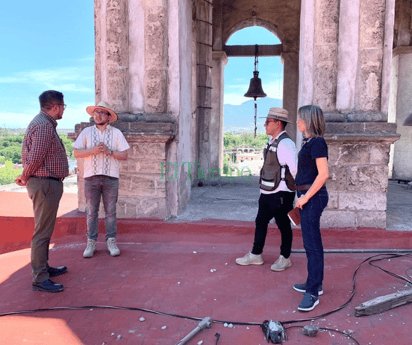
[244,71,267,100]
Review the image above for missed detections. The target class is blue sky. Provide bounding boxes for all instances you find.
[0,2,282,129]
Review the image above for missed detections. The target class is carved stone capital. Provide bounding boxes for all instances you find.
[212,51,228,65]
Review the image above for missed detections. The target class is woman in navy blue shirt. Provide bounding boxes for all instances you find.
[293,105,329,312]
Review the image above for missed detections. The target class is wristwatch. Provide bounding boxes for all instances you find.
[110,150,114,156]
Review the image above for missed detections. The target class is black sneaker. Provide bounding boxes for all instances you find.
[48,266,68,277]
[32,279,64,293]
[298,293,319,311]
[293,282,323,296]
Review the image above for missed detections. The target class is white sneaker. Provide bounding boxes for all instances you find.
[271,255,292,271]
[107,238,120,256]
[83,239,96,258]
[235,252,264,266]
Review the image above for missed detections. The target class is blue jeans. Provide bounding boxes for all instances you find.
[85,175,119,241]
[298,189,328,297]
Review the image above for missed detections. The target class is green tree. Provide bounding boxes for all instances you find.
[0,161,22,185]
[60,135,74,158]
[224,132,269,150]
[223,154,231,174]
[0,146,22,164]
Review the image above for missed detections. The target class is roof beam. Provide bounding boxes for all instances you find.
[223,44,283,57]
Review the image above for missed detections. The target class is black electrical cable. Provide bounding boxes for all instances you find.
[285,325,360,345]
[368,253,412,285]
[280,252,412,325]
[407,268,412,280]
[0,305,204,321]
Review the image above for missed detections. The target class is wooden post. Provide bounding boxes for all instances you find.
[354,289,412,316]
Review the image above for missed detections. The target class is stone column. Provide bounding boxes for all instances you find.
[336,0,360,111]
[95,0,129,112]
[211,51,228,170]
[73,0,180,220]
[312,0,339,111]
[144,0,168,114]
[282,52,299,140]
[196,0,213,178]
[355,0,387,111]
[388,0,412,180]
[390,47,412,180]
[298,0,399,228]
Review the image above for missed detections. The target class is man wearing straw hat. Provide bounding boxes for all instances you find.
[73,101,129,258]
[236,107,297,271]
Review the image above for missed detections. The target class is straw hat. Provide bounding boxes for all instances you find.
[260,107,291,123]
[86,101,118,123]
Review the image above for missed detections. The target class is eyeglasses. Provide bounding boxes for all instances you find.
[264,120,277,125]
[51,103,67,109]
[93,110,109,116]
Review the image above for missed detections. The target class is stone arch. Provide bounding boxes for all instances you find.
[223,18,284,46]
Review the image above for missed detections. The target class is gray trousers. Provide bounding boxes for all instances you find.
[26,177,63,283]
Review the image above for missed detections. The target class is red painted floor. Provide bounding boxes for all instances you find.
[0,191,412,344]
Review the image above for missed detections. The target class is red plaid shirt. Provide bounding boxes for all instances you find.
[21,111,69,181]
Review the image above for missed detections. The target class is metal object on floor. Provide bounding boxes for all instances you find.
[177,317,212,345]
[261,320,286,344]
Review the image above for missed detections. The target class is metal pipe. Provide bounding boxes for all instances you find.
[177,317,212,345]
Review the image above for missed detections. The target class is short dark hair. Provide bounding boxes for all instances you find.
[281,121,288,129]
[39,90,64,109]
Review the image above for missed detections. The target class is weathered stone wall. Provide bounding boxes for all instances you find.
[145,0,168,114]
[323,125,398,228]
[95,0,129,111]
[356,0,386,111]
[118,136,169,218]
[313,0,339,111]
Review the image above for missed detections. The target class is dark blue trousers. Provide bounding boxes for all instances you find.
[298,189,328,297]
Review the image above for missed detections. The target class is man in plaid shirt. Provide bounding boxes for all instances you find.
[15,90,69,293]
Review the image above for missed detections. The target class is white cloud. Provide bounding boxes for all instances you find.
[0,76,26,83]
[0,102,92,130]
[0,65,94,93]
[224,93,249,105]
[263,80,283,99]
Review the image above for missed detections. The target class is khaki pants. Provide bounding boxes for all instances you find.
[26,177,63,283]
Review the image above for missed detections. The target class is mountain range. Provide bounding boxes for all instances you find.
[224,97,282,133]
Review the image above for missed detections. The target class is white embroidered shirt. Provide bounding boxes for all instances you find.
[73,125,130,178]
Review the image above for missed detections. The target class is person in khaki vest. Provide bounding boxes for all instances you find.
[236,107,297,271]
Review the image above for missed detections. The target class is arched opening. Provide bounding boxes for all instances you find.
[223,26,283,177]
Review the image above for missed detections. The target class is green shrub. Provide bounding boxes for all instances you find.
[0,161,22,185]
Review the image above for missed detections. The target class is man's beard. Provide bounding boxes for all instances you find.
[95,119,109,125]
